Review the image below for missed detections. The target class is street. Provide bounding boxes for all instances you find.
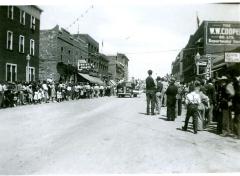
[0,94,240,174]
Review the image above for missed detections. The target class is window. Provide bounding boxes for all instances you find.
[7,6,14,19]
[6,63,17,82]
[6,31,13,50]
[30,39,35,56]
[197,65,206,75]
[26,67,35,81]
[60,47,63,61]
[19,35,25,53]
[30,16,35,30]
[20,10,25,25]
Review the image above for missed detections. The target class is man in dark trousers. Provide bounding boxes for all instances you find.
[216,76,232,136]
[182,81,201,134]
[166,78,178,121]
[146,70,156,115]
[205,78,216,125]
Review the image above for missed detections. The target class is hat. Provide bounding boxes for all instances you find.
[170,77,176,82]
[156,76,161,81]
[217,76,228,81]
[194,80,201,87]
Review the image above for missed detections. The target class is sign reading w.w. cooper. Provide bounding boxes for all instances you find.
[206,22,240,45]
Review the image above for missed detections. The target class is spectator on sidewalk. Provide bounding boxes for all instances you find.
[161,77,168,107]
[205,78,216,125]
[233,75,240,139]
[42,81,49,103]
[182,81,202,134]
[155,76,163,115]
[145,70,156,115]
[166,77,178,121]
[0,81,4,108]
[216,76,232,136]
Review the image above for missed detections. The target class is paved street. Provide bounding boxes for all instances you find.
[0,94,240,174]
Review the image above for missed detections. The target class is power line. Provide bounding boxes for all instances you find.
[66,5,94,31]
[122,46,204,55]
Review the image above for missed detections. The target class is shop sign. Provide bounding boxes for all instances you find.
[197,61,207,66]
[207,22,240,45]
[78,62,94,70]
[225,52,240,63]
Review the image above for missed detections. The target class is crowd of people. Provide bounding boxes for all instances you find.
[145,69,240,139]
[0,80,115,108]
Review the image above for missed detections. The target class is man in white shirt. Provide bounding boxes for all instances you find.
[161,77,168,107]
[182,81,201,134]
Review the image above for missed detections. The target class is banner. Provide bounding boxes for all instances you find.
[225,52,240,63]
[206,22,240,45]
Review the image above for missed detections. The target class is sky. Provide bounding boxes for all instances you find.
[26,1,240,79]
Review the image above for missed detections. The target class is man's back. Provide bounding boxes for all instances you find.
[156,81,163,92]
[146,76,155,91]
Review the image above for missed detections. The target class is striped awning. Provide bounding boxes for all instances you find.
[78,73,105,86]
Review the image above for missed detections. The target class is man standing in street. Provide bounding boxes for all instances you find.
[166,78,178,121]
[216,76,232,136]
[182,81,201,134]
[155,76,163,115]
[145,70,156,115]
[233,75,240,139]
[205,78,216,125]
[161,77,168,107]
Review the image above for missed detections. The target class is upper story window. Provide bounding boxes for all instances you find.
[7,6,14,20]
[19,35,25,53]
[20,10,25,25]
[30,39,35,56]
[6,31,13,50]
[30,16,36,30]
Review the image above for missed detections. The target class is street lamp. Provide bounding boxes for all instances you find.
[26,54,30,82]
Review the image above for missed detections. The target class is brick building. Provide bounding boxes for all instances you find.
[73,34,109,80]
[0,5,42,82]
[171,50,183,82]
[107,53,129,83]
[172,21,240,83]
[39,25,88,81]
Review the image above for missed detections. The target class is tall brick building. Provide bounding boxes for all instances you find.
[0,5,42,82]
[73,34,109,80]
[107,53,129,83]
[39,25,88,81]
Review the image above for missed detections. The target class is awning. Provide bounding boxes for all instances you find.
[109,80,117,86]
[78,73,105,85]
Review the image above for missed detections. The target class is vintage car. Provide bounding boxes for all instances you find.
[117,81,138,98]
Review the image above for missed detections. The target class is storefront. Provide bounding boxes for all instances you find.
[78,73,105,85]
[179,21,240,83]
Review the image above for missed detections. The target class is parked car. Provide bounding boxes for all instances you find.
[117,81,137,98]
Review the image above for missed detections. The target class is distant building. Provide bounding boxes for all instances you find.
[171,50,183,82]
[74,34,99,65]
[0,5,42,82]
[39,25,88,81]
[107,53,129,83]
[74,34,109,80]
[172,21,240,82]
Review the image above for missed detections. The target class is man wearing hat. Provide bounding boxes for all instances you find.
[233,75,240,139]
[216,75,232,136]
[145,70,156,115]
[165,77,178,121]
